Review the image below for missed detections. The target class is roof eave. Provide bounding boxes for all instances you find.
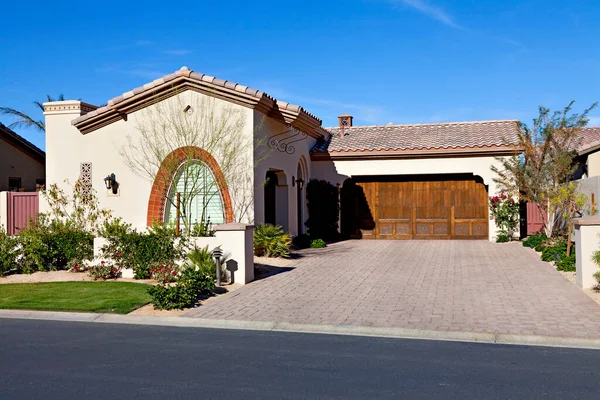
[311,146,521,161]
[578,143,600,156]
[72,70,326,137]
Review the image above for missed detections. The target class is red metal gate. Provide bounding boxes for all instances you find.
[6,192,39,236]
[526,202,544,235]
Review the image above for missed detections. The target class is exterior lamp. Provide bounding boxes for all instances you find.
[103,173,118,194]
[212,247,223,287]
[295,178,304,190]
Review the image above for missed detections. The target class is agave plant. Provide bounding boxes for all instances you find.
[254,223,292,258]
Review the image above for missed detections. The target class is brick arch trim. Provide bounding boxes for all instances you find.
[147,146,234,226]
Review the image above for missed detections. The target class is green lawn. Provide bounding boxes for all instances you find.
[0,282,152,314]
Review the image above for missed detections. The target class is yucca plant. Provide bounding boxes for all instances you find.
[254,224,292,258]
[187,245,229,281]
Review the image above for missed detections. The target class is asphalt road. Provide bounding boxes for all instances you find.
[1,319,600,399]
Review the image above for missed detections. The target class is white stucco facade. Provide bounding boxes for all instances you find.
[43,90,317,237]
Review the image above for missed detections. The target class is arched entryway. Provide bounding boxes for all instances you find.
[263,169,289,231]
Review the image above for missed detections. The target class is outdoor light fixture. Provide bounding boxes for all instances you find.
[295,178,304,190]
[103,173,118,194]
[212,247,223,287]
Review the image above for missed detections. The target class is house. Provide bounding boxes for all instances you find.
[574,127,600,216]
[0,123,45,192]
[42,67,521,242]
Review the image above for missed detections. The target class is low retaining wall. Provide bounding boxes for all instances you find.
[573,218,600,289]
[93,223,255,284]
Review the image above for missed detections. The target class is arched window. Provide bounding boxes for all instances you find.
[164,161,225,228]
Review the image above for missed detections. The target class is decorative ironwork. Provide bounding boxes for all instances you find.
[79,162,92,197]
[268,125,308,154]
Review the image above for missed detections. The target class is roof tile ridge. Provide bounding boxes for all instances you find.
[325,119,519,130]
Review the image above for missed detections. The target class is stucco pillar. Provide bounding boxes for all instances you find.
[214,223,255,284]
[573,218,600,289]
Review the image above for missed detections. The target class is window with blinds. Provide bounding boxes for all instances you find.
[165,161,225,227]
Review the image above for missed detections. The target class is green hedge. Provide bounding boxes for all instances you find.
[102,222,186,279]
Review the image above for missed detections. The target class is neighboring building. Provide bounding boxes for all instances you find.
[43,67,521,241]
[574,127,600,217]
[576,127,600,178]
[0,123,45,192]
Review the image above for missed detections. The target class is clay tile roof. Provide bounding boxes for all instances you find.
[70,66,325,138]
[577,127,600,154]
[312,120,521,154]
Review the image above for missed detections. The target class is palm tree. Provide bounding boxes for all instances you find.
[0,94,65,132]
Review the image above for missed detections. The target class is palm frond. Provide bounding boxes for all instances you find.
[0,106,45,132]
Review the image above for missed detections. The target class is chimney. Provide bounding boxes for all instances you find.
[338,114,353,136]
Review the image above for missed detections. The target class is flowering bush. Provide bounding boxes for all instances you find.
[101,223,186,279]
[67,259,88,273]
[150,261,179,284]
[88,260,121,280]
[489,192,520,242]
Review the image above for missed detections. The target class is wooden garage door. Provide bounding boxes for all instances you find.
[343,175,488,240]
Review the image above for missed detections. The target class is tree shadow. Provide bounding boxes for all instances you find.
[340,179,375,239]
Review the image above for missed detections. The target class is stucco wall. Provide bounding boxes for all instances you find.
[253,113,315,236]
[587,151,600,178]
[44,92,255,229]
[312,155,509,240]
[0,137,45,192]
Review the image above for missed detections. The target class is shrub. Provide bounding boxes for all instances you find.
[148,265,215,310]
[496,234,510,243]
[0,227,18,276]
[305,179,340,241]
[522,232,547,250]
[489,193,520,240]
[594,271,600,290]
[67,258,88,273]
[102,223,187,279]
[541,242,568,262]
[18,216,94,273]
[88,260,121,280]
[309,238,327,248]
[187,245,219,279]
[254,224,292,258]
[556,254,576,272]
[99,217,133,238]
[190,219,216,237]
[292,234,312,249]
[150,261,179,284]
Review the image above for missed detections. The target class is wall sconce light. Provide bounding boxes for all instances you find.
[295,178,304,190]
[104,173,119,194]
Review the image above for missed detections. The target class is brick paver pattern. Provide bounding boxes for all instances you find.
[184,241,600,338]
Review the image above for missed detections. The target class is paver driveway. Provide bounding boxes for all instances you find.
[184,240,600,338]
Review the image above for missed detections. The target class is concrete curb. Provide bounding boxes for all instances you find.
[1,310,600,350]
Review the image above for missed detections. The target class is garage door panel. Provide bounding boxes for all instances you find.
[350,176,488,240]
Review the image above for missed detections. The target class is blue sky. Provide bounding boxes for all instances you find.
[1,0,599,150]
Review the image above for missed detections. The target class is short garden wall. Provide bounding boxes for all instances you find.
[93,223,255,284]
[574,218,600,289]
